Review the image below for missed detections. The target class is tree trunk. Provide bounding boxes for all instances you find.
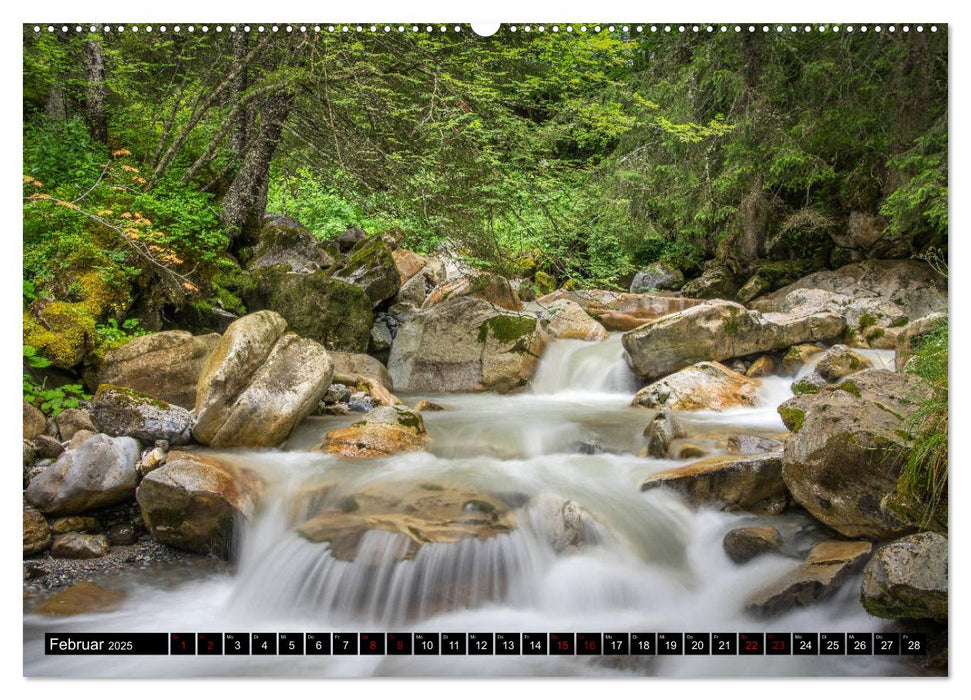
[221,91,294,246]
[228,30,250,158]
[84,28,108,143]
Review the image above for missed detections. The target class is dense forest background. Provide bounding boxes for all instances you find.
[22,25,947,374]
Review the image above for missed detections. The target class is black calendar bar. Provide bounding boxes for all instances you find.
[43,632,928,656]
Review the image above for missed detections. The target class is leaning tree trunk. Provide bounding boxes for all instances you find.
[84,27,108,144]
[221,91,294,246]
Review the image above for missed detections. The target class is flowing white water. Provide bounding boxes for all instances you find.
[24,336,912,677]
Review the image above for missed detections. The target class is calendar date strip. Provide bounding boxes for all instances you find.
[45,632,928,656]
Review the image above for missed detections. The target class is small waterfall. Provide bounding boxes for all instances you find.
[530,334,638,395]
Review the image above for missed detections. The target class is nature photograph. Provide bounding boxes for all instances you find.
[20,21,948,678]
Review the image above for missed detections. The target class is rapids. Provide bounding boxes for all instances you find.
[24,335,910,677]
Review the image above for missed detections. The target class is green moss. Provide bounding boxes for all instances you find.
[23,302,96,369]
[858,312,878,331]
[865,327,885,342]
[96,383,171,410]
[792,378,820,395]
[338,496,359,513]
[890,316,910,328]
[534,270,556,295]
[723,308,741,336]
[419,483,445,491]
[392,406,425,431]
[477,314,537,344]
[778,406,806,433]
[340,235,391,275]
[838,380,862,397]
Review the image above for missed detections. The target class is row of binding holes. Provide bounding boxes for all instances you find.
[34,25,940,34]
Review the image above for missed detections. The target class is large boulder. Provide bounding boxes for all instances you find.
[317,405,427,458]
[630,263,685,293]
[91,385,193,445]
[23,507,51,555]
[539,289,700,332]
[95,331,220,409]
[640,451,787,515]
[329,352,394,391]
[136,451,266,556]
[331,235,401,306]
[242,267,373,352]
[752,260,946,347]
[746,540,873,617]
[193,311,334,447]
[423,272,522,312]
[391,247,428,284]
[246,215,334,272]
[23,401,46,441]
[25,434,140,516]
[861,532,947,621]
[622,300,845,381]
[633,361,759,411]
[778,369,931,538]
[294,481,516,561]
[389,296,545,393]
[535,298,608,342]
[681,263,739,300]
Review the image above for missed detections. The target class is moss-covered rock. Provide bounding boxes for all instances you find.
[861,532,947,621]
[317,405,427,458]
[331,235,401,306]
[23,302,96,369]
[243,266,372,352]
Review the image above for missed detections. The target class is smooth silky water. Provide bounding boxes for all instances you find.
[24,335,908,677]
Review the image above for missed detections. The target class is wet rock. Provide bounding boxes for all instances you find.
[52,408,97,442]
[423,272,522,312]
[51,532,110,559]
[137,442,168,477]
[622,300,845,381]
[348,391,376,413]
[136,451,266,556]
[633,361,759,411]
[323,383,351,405]
[630,263,685,293]
[51,516,100,534]
[861,532,947,621]
[389,296,545,393]
[779,369,930,538]
[318,405,428,458]
[815,344,872,382]
[539,289,700,332]
[534,495,602,553]
[193,311,334,447]
[23,401,46,441]
[644,408,686,458]
[107,521,138,546]
[26,434,140,516]
[727,434,785,455]
[295,482,515,561]
[33,434,65,460]
[23,440,36,474]
[723,526,784,564]
[413,400,446,412]
[23,507,51,555]
[745,355,776,378]
[781,344,825,376]
[91,384,193,445]
[536,298,608,342]
[745,540,872,617]
[641,452,787,515]
[332,235,401,306]
[242,267,373,352]
[96,330,220,409]
[66,429,96,450]
[673,443,706,459]
[32,581,126,616]
[247,215,334,272]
